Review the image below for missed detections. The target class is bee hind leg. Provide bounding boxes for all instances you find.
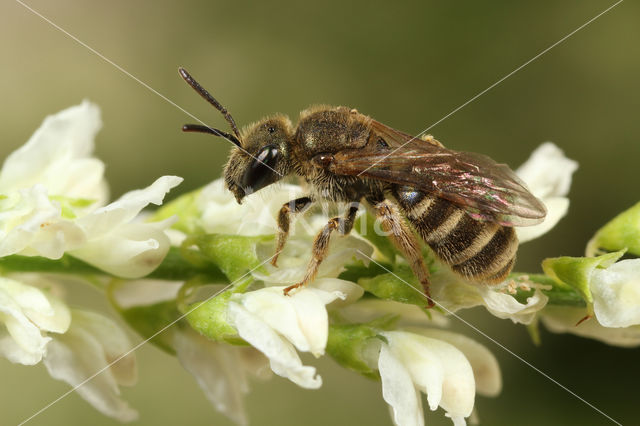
[371,198,435,308]
[272,196,313,267]
[283,203,359,296]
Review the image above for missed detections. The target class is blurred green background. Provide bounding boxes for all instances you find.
[1,0,638,425]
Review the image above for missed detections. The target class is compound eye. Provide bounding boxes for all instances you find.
[241,145,280,193]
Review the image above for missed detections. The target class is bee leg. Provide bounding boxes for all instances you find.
[272,196,313,267]
[372,198,435,308]
[284,203,359,296]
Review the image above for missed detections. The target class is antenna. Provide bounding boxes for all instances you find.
[179,67,241,141]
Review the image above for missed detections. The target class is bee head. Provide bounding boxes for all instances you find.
[226,115,293,202]
[179,67,293,203]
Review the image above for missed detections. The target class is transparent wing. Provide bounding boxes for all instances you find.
[327,120,547,226]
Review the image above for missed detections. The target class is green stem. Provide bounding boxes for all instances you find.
[0,247,227,283]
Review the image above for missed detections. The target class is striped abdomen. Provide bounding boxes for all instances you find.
[392,185,518,282]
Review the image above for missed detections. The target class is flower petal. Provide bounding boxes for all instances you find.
[0,185,85,258]
[231,286,344,357]
[339,299,450,328]
[0,277,71,365]
[378,342,424,426]
[433,272,548,325]
[541,306,640,347]
[227,301,321,388]
[515,142,578,199]
[516,197,569,243]
[70,176,182,277]
[416,329,501,397]
[382,331,444,411]
[0,288,50,365]
[590,259,640,327]
[43,312,138,422]
[174,329,251,425]
[383,331,475,418]
[75,176,182,235]
[198,180,305,236]
[71,310,137,386]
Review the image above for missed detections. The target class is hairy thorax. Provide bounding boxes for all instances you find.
[289,106,386,203]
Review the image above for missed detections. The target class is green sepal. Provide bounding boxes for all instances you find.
[116,300,181,355]
[354,212,396,263]
[541,250,625,306]
[327,322,385,379]
[510,273,585,307]
[50,195,96,219]
[183,277,252,345]
[586,201,640,257]
[151,188,202,234]
[526,317,541,346]
[358,264,427,308]
[338,260,392,283]
[184,234,272,281]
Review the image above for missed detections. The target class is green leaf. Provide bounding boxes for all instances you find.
[118,300,181,354]
[358,264,428,308]
[185,234,272,281]
[326,323,381,379]
[586,202,640,257]
[541,250,625,305]
[354,212,396,263]
[151,188,202,234]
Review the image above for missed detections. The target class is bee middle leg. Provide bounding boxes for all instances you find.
[371,197,435,308]
[272,196,313,266]
[283,203,360,296]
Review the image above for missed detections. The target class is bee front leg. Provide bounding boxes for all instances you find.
[371,198,435,308]
[272,196,313,266]
[284,203,359,296]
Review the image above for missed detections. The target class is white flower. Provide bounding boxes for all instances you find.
[43,309,138,422]
[541,306,640,348]
[413,329,501,398]
[589,259,640,328]
[174,328,270,426]
[339,298,450,328]
[377,330,477,426]
[111,278,271,425]
[0,100,108,204]
[0,276,70,365]
[198,179,305,236]
[68,175,182,277]
[515,142,578,243]
[431,269,549,324]
[227,280,362,388]
[0,102,182,277]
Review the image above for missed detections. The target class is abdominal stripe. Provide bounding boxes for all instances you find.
[392,185,517,282]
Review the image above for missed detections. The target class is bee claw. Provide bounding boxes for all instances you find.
[425,297,435,309]
[283,282,303,296]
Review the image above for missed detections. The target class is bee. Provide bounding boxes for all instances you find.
[179,67,546,306]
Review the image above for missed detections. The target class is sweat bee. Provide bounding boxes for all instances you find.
[179,67,546,306]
